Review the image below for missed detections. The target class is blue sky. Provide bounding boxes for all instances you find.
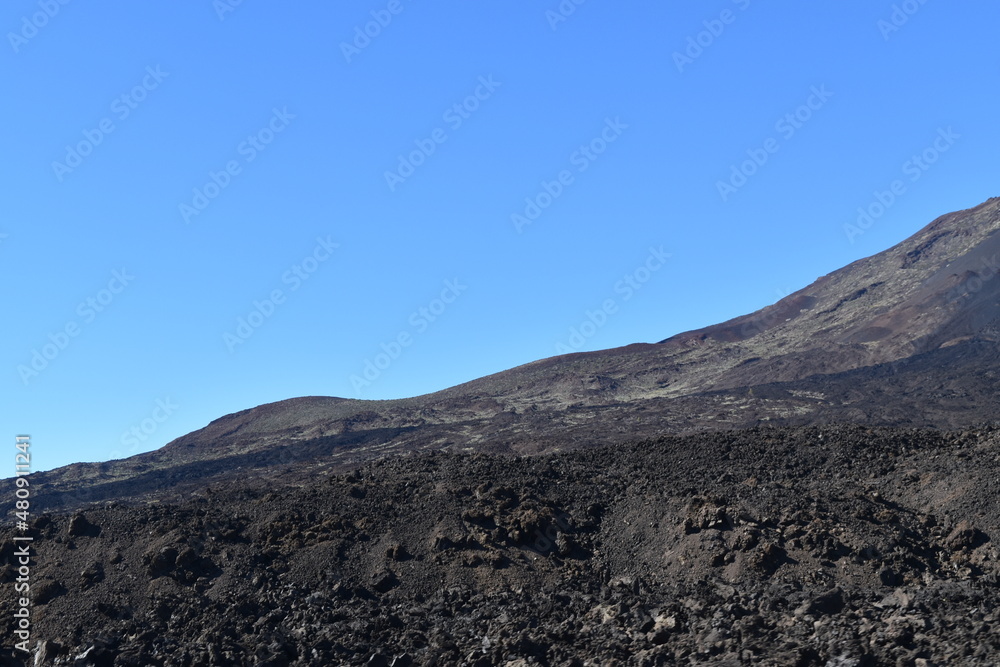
[3,1,997,471]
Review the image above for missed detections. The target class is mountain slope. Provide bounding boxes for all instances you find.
[11,196,1000,511]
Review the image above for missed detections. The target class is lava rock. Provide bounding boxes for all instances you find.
[67,513,100,538]
[945,521,986,551]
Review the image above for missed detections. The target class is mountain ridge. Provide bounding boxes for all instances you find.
[10,196,1000,513]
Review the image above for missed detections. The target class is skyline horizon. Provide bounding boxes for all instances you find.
[11,191,999,475]
[5,2,996,472]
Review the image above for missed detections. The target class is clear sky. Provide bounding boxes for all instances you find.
[3,1,997,471]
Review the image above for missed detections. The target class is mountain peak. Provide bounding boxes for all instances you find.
[659,197,1000,388]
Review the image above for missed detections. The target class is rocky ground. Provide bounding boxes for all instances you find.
[4,424,1000,665]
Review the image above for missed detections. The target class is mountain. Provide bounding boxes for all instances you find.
[10,197,1000,513]
[7,198,1000,665]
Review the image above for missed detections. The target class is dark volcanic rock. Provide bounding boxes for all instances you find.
[797,587,845,617]
[945,520,987,551]
[67,512,100,537]
[2,425,1000,664]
